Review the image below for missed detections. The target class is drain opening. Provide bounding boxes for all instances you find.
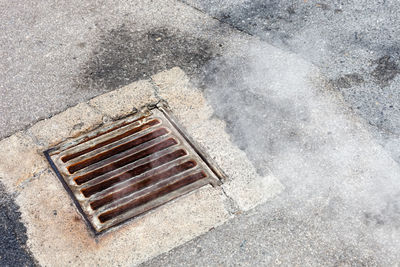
[44,103,224,234]
[61,119,160,163]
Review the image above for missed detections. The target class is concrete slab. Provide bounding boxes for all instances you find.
[88,79,158,120]
[0,68,281,266]
[0,132,48,193]
[29,103,103,148]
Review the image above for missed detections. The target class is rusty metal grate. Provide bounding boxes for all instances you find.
[44,102,225,234]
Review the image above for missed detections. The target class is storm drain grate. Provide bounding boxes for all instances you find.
[44,102,224,234]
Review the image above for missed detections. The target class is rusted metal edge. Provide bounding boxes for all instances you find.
[44,149,98,236]
[152,101,227,184]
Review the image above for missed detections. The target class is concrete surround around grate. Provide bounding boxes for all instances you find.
[0,67,283,266]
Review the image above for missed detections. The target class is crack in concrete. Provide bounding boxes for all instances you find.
[17,168,49,192]
[86,101,114,125]
[24,128,45,148]
[148,78,163,102]
[220,187,241,215]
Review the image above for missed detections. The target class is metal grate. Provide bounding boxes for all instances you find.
[44,102,224,234]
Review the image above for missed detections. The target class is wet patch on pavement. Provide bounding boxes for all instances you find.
[184,0,400,145]
[329,73,365,89]
[199,49,315,176]
[77,25,215,91]
[0,182,36,267]
[371,55,400,87]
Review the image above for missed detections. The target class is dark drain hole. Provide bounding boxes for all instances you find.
[74,138,178,185]
[90,160,197,210]
[62,119,160,162]
[98,170,206,222]
[81,149,187,197]
[68,127,168,174]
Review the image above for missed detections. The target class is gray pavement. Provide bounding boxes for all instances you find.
[1,0,400,266]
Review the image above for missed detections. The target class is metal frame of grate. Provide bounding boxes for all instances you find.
[44,101,225,235]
